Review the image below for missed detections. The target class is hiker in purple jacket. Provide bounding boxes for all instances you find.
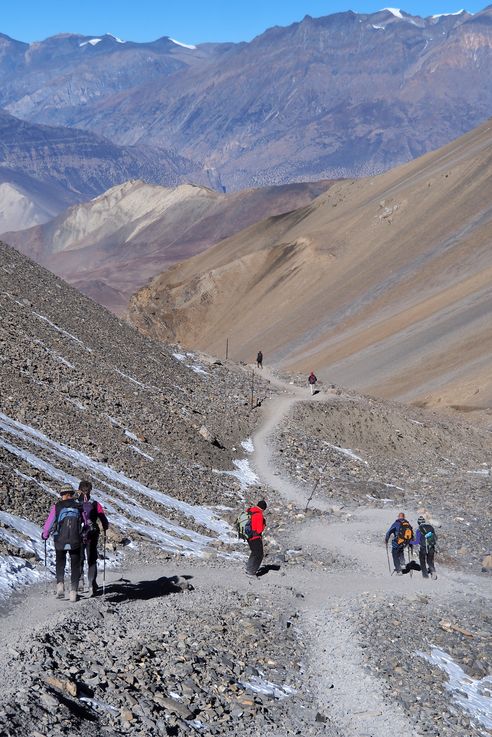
[77,479,109,597]
[42,484,83,602]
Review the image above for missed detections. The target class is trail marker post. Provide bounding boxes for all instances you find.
[225,338,229,361]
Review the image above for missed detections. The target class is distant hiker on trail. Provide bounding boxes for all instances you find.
[256,351,263,369]
[78,479,109,597]
[385,512,413,575]
[41,484,83,602]
[236,500,267,576]
[308,371,318,395]
[411,516,438,580]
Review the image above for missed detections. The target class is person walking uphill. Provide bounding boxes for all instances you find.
[385,512,413,575]
[308,371,317,395]
[42,484,83,602]
[413,515,438,579]
[256,351,263,369]
[235,500,267,576]
[78,479,109,596]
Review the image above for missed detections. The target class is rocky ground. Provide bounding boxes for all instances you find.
[269,388,492,573]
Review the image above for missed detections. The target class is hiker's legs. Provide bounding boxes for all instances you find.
[246,538,264,575]
[427,548,436,575]
[86,537,99,589]
[69,548,81,591]
[419,549,429,577]
[55,549,67,583]
[310,384,314,395]
[392,545,404,572]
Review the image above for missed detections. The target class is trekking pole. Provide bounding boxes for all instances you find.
[385,543,392,574]
[44,538,47,568]
[103,533,107,596]
[304,478,320,513]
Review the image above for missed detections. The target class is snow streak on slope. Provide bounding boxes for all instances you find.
[0,411,238,596]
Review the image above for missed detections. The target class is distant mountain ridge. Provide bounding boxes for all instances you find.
[1,7,492,188]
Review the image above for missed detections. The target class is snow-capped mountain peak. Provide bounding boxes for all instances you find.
[381,7,404,18]
[170,38,197,50]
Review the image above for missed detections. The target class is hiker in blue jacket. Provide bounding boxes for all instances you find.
[385,512,413,575]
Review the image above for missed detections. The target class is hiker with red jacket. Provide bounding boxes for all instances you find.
[246,500,267,576]
[308,371,318,395]
[41,483,83,602]
[77,479,109,597]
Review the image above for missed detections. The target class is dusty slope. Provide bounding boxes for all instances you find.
[3,179,332,313]
[129,119,492,416]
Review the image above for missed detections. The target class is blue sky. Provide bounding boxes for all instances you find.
[1,1,488,45]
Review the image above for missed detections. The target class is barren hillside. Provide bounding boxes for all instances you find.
[129,119,492,417]
[3,179,332,313]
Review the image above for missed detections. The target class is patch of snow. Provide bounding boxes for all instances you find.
[109,34,126,43]
[189,364,208,376]
[129,445,154,461]
[238,675,296,700]
[468,469,490,476]
[417,647,492,732]
[384,482,404,491]
[372,24,386,30]
[79,695,119,714]
[170,38,197,50]
[66,398,86,410]
[124,429,139,442]
[115,368,147,388]
[0,555,48,601]
[241,438,254,454]
[324,442,368,465]
[79,38,102,47]
[32,312,92,352]
[106,414,121,426]
[432,10,465,19]
[366,494,394,503]
[215,458,259,489]
[382,7,404,18]
[173,352,187,362]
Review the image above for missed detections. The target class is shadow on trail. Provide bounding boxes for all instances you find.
[256,564,281,577]
[103,575,194,603]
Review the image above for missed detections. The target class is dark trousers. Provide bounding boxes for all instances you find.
[391,545,406,572]
[81,537,99,588]
[247,537,264,575]
[419,548,435,577]
[55,548,81,590]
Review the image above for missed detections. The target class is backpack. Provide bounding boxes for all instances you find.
[54,501,82,550]
[81,500,99,543]
[235,510,253,541]
[396,519,413,546]
[419,523,436,550]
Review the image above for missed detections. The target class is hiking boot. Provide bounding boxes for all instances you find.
[89,583,98,598]
[69,590,78,603]
[431,571,438,580]
[56,582,64,599]
[78,580,85,592]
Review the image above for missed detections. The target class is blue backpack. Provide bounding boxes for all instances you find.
[54,501,82,550]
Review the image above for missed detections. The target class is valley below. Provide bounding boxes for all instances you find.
[0,242,491,737]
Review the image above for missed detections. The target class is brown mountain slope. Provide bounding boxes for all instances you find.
[129,119,492,415]
[3,178,332,313]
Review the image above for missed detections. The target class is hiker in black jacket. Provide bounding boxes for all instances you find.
[42,484,83,602]
[412,516,438,579]
[385,512,413,575]
[78,479,109,597]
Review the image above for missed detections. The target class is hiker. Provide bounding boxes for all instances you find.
[77,479,109,597]
[385,512,413,575]
[41,483,83,602]
[412,515,438,579]
[308,371,317,395]
[256,350,263,369]
[244,500,267,576]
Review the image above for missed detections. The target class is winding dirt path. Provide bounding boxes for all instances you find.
[250,367,490,737]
